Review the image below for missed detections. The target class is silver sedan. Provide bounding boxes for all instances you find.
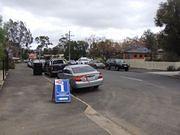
[57,65,103,90]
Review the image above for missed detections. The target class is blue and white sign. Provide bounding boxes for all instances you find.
[54,79,71,103]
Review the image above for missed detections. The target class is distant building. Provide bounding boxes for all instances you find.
[28,52,37,60]
[123,45,151,59]
[156,48,164,60]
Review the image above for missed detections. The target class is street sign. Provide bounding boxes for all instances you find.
[52,79,71,103]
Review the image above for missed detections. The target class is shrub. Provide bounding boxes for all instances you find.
[167,65,176,71]
[176,67,180,71]
[9,61,15,69]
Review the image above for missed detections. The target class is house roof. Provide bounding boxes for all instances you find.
[124,45,151,54]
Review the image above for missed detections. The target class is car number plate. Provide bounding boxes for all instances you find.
[87,76,96,81]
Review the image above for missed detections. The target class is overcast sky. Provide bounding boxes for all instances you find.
[0,0,165,48]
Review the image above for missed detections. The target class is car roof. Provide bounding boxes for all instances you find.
[108,58,123,60]
[79,57,91,60]
[65,64,90,68]
[51,58,64,60]
[115,58,123,60]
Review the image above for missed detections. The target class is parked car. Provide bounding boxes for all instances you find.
[44,58,67,77]
[106,58,129,71]
[28,59,45,69]
[68,60,77,65]
[24,59,29,63]
[57,65,103,90]
[27,60,33,68]
[39,59,46,71]
[89,60,105,69]
[77,57,92,64]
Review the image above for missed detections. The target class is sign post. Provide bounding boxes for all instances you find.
[52,79,71,103]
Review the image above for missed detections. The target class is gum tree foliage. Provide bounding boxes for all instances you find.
[51,35,70,54]
[35,36,52,51]
[0,16,2,26]
[155,0,180,59]
[64,40,89,60]
[4,19,33,49]
[57,34,89,60]
[58,35,69,50]
[141,30,158,60]
[121,37,145,49]
[0,16,5,60]
[0,16,4,44]
[89,39,122,61]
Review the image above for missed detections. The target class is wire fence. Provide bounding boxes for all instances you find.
[0,58,9,85]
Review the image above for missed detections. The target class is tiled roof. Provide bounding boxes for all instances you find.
[124,45,151,53]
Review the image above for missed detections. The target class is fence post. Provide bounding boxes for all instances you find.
[3,60,5,80]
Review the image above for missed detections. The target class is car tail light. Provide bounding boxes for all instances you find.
[98,73,103,79]
[73,75,87,82]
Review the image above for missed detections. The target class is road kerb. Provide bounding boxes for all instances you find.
[85,105,132,135]
[0,72,8,90]
[43,75,132,135]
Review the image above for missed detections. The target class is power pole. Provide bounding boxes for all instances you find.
[64,31,73,61]
[68,31,71,61]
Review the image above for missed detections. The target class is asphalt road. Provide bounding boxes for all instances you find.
[0,64,180,135]
[73,69,180,135]
[0,64,109,135]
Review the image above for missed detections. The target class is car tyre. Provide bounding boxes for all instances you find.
[49,72,53,77]
[94,85,99,89]
[125,68,129,71]
[70,85,75,93]
[116,66,119,71]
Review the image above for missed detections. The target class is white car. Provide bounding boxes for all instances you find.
[57,65,103,90]
[77,57,92,64]
[27,60,33,68]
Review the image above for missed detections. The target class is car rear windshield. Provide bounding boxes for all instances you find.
[72,66,96,74]
[115,59,124,63]
[79,59,88,61]
[53,60,64,64]
[91,60,100,63]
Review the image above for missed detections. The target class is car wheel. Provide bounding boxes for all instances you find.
[49,72,53,77]
[125,68,129,71]
[70,85,75,93]
[94,86,99,89]
[115,66,119,71]
[70,87,74,93]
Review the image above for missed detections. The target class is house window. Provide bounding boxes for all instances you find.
[140,54,143,58]
[134,54,137,58]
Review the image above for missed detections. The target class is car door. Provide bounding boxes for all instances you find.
[44,61,49,73]
[63,68,73,80]
[58,68,72,79]
[48,61,52,73]
[56,68,73,90]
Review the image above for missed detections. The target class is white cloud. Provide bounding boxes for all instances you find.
[0,0,166,49]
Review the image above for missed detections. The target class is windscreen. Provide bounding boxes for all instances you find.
[80,59,88,61]
[91,60,99,63]
[53,60,64,64]
[115,59,124,64]
[72,66,96,74]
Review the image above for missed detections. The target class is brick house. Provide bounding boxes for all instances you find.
[123,45,151,59]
